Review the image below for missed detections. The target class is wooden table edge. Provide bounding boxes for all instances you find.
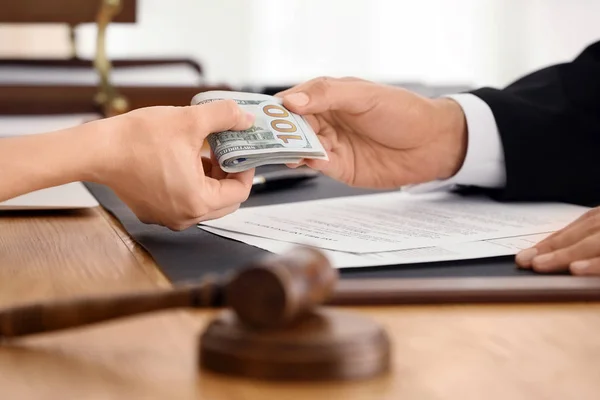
[332,276,600,305]
[95,206,172,288]
[93,205,600,306]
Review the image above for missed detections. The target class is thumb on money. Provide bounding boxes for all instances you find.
[196,99,256,134]
[279,77,377,115]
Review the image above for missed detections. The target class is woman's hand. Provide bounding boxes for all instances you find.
[516,207,600,275]
[0,100,253,230]
[91,100,255,230]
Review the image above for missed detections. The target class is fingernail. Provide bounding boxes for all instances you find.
[516,248,538,266]
[533,253,554,267]
[571,260,590,272]
[245,111,255,122]
[285,92,309,107]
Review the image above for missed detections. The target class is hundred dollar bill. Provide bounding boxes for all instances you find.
[191,91,328,173]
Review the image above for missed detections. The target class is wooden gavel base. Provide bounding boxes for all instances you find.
[199,308,391,381]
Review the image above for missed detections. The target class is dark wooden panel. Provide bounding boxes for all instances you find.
[0,58,203,75]
[330,276,600,305]
[0,84,231,115]
[0,0,137,24]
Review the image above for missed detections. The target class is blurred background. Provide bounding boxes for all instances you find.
[0,0,599,207]
[2,0,599,90]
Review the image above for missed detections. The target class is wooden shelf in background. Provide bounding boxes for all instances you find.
[0,0,137,24]
[0,84,231,115]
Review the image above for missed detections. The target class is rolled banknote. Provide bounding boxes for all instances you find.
[191,91,328,173]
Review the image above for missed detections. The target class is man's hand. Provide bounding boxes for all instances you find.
[92,100,255,231]
[516,207,600,275]
[278,77,468,188]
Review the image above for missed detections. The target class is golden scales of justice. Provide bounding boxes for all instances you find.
[93,0,130,117]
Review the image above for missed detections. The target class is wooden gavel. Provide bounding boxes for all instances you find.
[0,247,337,338]
[0,247,390,381]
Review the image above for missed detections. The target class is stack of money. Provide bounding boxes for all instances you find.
[191,91,328,173]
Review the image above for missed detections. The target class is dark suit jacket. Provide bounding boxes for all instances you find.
[469,41,600,206]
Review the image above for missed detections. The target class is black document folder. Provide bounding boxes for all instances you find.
[84,166,600,305]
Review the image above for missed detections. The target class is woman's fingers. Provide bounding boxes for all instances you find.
[195,100,254,134]
[202,168,254,210]
[193,203,241,224]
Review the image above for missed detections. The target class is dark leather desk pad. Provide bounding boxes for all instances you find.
[85,167,538,284]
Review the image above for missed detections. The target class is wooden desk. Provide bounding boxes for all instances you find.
[1,207,600,400]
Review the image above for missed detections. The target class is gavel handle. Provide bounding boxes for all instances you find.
[0,278,224,338]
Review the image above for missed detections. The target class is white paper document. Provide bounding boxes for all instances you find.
[202,226,550,268]
[201,192,588,253]
[0,182,99,210]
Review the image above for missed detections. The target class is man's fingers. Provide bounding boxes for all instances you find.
[530,233,600,273]
[281,77,376,115]
[306,151,351,184]
[305,158,335,173]
[570,256,600,276]
[537,223,597,254]
[303,114,321,134]
[276,79,327,98]
[276,76,363,98]
[286,161,306,169]
[516,210,600,268]
[193,99,255,133]
[300,134,357,185]
[517,224,587,268]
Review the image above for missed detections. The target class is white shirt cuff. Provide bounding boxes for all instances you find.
[405,93,506,193]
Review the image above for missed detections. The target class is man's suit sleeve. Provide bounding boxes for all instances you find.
[470,41,600,206]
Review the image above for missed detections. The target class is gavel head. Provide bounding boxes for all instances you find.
[226,247,337,329]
